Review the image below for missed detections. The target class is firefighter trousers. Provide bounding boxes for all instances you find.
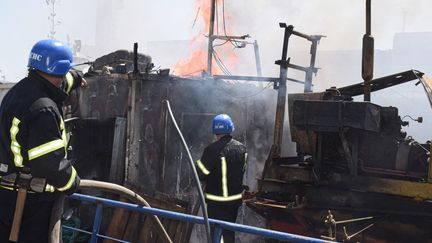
[0,188,56,243]
[207,200,241,243]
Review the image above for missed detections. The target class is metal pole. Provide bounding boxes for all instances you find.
[253,40,262,77]
[207,0,216,76]
[273,24,293,154]
[362,0,374,101]
[304,39,318,92]
[366,0,371,35]
[133,42,138,74]
[90,203,104,243]
[428,143,432,183]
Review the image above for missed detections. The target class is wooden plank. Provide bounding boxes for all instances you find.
[166,218,178,241]
[109,117,127,184]
[137,199,188,242]
[138,215,157,243]
[103,199,131,243]
[123,211,142,242]
[124,186,190,242]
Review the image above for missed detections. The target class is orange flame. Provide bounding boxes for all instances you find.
[173,0,238,76]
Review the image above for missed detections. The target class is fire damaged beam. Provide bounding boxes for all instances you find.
[337,69,424,97]
[292,30,325,42]
[211,34,250,41]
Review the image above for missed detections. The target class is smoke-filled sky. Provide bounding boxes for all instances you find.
[1,0,432,141]
[1,0,432,82]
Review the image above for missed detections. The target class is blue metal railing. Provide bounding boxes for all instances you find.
[66,193,333,243]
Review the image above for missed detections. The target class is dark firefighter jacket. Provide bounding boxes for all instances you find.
[0,70,81,193]
[197,135,247,202]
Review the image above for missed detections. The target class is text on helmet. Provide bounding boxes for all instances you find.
[30,52,42,61]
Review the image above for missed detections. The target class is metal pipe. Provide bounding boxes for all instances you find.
[304,39,318,92]
[273,24,293,154]
[253,40,263,77]
[362,0,374,101]
[212,34,249,40]
[280,24,292,61]
[291,31,324,42]
[334,216,374,225]
[428,142,432,183]
[207,0,216,76]
[69,193,334,243]
[344,223,374,241]
[133,42,138,74]
[274,67,288,149]
[366,0,371,35]
[90,203,104,243]
[62,225,130,243]
[288,63,318,73]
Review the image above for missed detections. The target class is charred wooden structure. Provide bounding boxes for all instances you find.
[64,50,277,242]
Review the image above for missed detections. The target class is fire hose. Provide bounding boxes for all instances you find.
[48,179,173,243]
[163,99,212,243]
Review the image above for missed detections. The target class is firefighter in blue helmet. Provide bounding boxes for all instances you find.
[196,114,248,243]
[0,39,85,243]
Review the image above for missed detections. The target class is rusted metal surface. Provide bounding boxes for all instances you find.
[254,70,432,241]
[287,92,324,155]
[338,69,422,97]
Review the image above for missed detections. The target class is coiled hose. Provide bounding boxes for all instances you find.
[49,179,172,243]
[163,100,212,243]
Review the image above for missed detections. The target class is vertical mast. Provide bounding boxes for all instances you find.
[206,0,216,76]
[362,0,374,101]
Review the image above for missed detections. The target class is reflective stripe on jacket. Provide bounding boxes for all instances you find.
[0,70,80,192]
[197,135,247,202]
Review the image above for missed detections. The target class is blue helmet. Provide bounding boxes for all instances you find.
[212,114,235,135]
[27,39,74,76]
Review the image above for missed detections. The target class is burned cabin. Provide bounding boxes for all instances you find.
[64,50,278,242]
